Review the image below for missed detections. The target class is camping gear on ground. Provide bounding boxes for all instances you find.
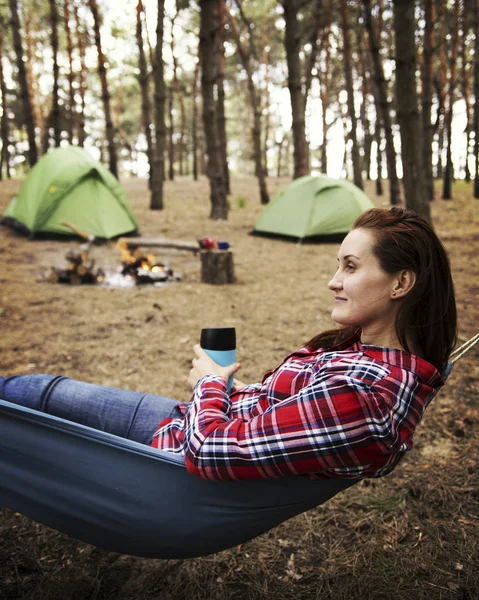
[1,146,138,239]
[0,334,477,559]
[46,245,104,285]
[253,174,374,241]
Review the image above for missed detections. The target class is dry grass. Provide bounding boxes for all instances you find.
[0,175,478,599]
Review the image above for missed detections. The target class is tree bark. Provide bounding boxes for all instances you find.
[442,0,460,200]
[474,0,479,198]
[9,0,38,167]
[357,30,373,180]
[151,0,166,209]
[63,0,76,145]
[136,0,154,189]
[228,1,270,204]
[393,0,431,223]
[282,0,309,179]
[168,83,174,180]
[73,4,87,147]
[199,0,228,219]
[318,1,332,174]
[88,0,118,177]
[43,0,61,152]
[340,0,363,189]
[216,0,230,194]
[460,7,472,183]
[433,11,447,179]
[375,124,384,195]
[23,9,42,148]
[192,50,200,181]
[362,0,400,205]
[170,12,186,178]
[0,16,11,179]
[421,0,435,201]
[262,33,270,177]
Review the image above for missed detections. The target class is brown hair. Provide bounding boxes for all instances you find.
[307,207,457,373]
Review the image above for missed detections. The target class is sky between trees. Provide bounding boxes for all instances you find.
[1,0,478,220]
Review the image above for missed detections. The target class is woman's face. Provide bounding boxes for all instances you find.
[328,228,400,341]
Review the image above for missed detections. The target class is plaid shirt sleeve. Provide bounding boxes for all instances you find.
[177,357,429,481]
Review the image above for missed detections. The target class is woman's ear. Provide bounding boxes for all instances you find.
[392,270,416,299]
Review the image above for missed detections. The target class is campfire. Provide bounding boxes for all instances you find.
[115,241,176,286]
[44,240,180,287]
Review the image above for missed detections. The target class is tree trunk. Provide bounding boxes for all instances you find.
[88,0,118,177]
[23,9,42,149]
[393,0,431,223]
[216,0,230,194]
[460,9,471,183]
[136,0,154,189]
[227,2,270,203]
[282,0,309,179]
[192,51,200,181]
[42,0,61,152]
[262,34,270,177]
[319,2,332,174]
[9,0,38,166]
[422,0,435,201]
[474,0,479,198]
[340,0,363,189]
[276,136,284,177]
[362,0,400,205]
[433,12,447,179]
[168,10,178,181]
[200,0,228,219]
[151,0,166,209]
[375,123,383,195]
[357,25,373,180]
[0,16,10,179]
[168,84,174,180]
[442,0,460,200]
[170,14,186,178]
[73,4,87,147]
[63,0,76,145]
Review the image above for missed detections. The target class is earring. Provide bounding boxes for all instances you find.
[392,291,397,296]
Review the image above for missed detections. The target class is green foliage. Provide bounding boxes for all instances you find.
[236,195,248,209]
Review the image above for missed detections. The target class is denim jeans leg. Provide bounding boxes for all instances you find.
[0,375,184,445]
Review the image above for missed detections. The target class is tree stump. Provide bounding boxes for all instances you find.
[200,250,235,284]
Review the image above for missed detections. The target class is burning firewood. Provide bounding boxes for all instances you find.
[114,240,177,285]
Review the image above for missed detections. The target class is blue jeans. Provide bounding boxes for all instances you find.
[0,375,183,445]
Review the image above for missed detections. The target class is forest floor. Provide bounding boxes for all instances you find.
[0,175,478,600]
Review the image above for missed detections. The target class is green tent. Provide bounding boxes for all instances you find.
[2,146,138,239]
[253,175,374,240]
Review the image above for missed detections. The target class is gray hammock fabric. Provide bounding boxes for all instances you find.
[2,334,476,559]
[0,399,355,559]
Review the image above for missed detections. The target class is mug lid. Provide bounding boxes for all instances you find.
[200,327,236,350]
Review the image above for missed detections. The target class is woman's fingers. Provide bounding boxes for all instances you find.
[188,344,241,391]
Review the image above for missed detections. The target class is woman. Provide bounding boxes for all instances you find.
[0,207,457,482]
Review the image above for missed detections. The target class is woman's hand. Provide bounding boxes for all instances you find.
[188,344,241,391]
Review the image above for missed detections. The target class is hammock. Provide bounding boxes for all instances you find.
[1,334,477,559]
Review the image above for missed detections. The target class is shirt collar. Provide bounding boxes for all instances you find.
[326,330,443,387]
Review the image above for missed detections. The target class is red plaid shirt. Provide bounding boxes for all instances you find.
[151,333,443,481]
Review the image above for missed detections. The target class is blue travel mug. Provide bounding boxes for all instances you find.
[200,327,236,393]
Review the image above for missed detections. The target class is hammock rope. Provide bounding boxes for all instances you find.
[450,332,479,364]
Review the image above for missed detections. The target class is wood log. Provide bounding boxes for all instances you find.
[120,236,199,254]
[61,220,95,241]
[200,250,235,285]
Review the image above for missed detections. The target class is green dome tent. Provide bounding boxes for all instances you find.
[253,175,374,241]
[2,146,138,239]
